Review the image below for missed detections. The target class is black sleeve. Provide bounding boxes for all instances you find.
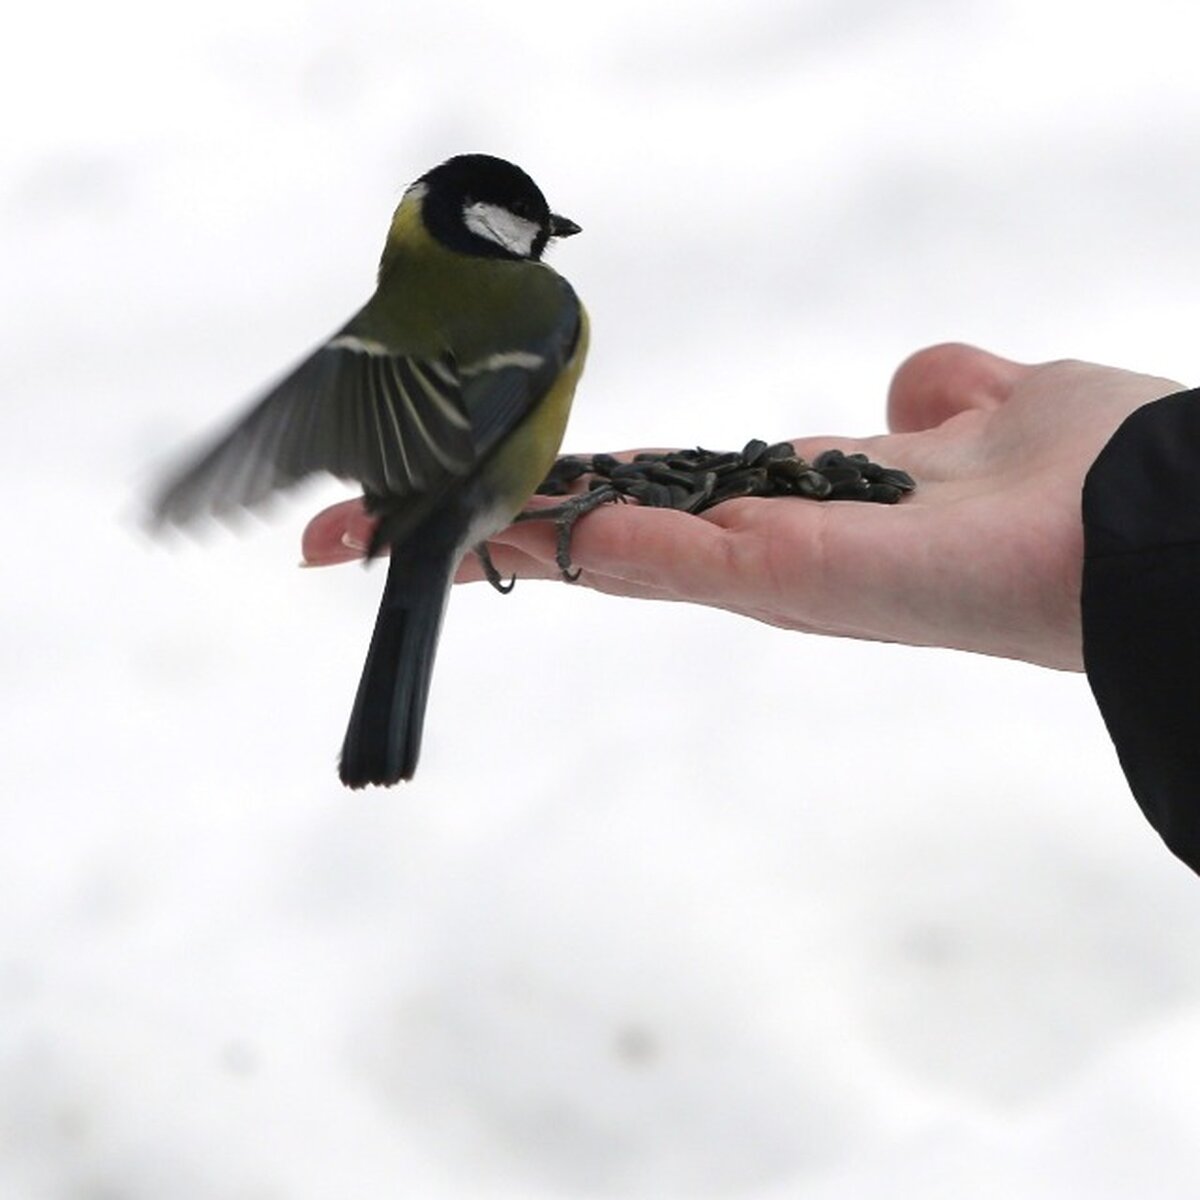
[1081,387,1200,874]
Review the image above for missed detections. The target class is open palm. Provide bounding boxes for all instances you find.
[303,344,1183,673]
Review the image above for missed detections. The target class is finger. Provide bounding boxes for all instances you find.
[454,543,562,585]
[579,571,682,604]
[458,541,681,603]
[301,498,377,566]
[887,342,1033,433]
[492,502,741,604]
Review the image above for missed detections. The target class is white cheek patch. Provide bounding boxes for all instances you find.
[462,201,540,257]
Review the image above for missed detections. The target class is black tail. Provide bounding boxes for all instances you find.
[339,551,453,787]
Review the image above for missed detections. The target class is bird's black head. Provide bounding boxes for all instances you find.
[416,154,580,262]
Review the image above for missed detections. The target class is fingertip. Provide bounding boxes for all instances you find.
[301,498,376,566]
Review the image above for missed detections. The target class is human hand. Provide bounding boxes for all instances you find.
[301,344,1183,672]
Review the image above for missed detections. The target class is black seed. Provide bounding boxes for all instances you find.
[694,451,743,474]
[741,439,769,466]
[592,453,619,475]
[625,479,673,507]
[812,449,847,470]
[866,483,903,504]
[646,463,698,488]
[611,461,648,481]
[794,470,833,498]
[764,441,796,463]
[683,476,720,511]
[536,455,592,494]
[767,457,808,482]
[817,465,863,486]
[877,467,916,491]
[712,468,770,502]
[828,477,874,500]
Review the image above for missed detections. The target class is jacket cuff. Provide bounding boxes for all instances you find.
[1081,387,1200,874]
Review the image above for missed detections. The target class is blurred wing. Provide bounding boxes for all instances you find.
[151,272,583,527]
[150,336,477,525]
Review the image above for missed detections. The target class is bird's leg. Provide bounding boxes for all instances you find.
[474,542,516,594]
[514,484,623,582]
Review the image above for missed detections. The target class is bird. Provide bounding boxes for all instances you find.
[152,153,588,787]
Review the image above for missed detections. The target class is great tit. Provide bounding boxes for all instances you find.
[153,154,587,787]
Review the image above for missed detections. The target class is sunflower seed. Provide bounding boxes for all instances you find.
[818,465,864,486]
[741,439,769,467]
[877,467,916,491]
[828,477,874,500]
[793,470,833,498]
[646,463,699,488]
[610,461,649,481]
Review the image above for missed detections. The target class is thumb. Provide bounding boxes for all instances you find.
[887,342,1032,433]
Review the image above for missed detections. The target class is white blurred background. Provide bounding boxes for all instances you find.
[4,1,1200,1196]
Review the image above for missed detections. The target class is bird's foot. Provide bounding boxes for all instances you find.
[515,484,623,582]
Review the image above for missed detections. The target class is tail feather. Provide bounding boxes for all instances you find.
[339,551,453,787]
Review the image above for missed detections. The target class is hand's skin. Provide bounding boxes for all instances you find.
[302,344,1183,672]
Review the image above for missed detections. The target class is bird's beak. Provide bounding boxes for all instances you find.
[549,213,581,238]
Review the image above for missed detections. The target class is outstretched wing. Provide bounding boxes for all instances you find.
[150,335,477,526]
[151,270,583,528]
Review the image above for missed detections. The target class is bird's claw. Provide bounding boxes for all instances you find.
[474,542,516,594]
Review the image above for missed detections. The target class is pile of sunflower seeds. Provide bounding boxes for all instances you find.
[537,441,916,515]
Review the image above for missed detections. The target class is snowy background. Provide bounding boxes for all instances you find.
[5,1,1200,1196]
